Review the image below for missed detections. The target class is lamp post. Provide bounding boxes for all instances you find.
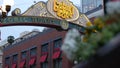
[0,5,11,19]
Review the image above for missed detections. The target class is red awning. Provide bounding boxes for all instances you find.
[12,63,17,68]
[5,65,9,68]
[52,51,61,59]
[29,57,36,66]
[40,54,47,63]
[54,48,60,51]
[19,60,25,68]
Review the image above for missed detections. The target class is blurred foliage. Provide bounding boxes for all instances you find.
[74,13,120,62]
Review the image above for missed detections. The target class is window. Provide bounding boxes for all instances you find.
[53,39,62,68]
[53,39,62,59]
[19,60,26,68]
[30,47,37,56]
[41,43,48,52]
[5,57,10,68]
[29,47,37,68]
[82,0,102,13]
[5,57,10,64]
[97,0,103,7]
[40,55,48,63]
[41,62,48,68]
[54,58,62,68]
[30,64,36,68]
[20,51,27,68]
[21,51,27,59]
[12,54,18,68]
[13,54,18,62]
[29,57,36,68]
[41,43,48,68]
[54,39,62,49]
[52,51,61,59]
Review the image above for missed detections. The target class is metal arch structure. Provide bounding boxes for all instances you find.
[0,1,90,33]
[0,16,86,33]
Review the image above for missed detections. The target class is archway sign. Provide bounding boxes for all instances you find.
[0,0,91,33]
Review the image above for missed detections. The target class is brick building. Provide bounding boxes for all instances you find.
[3,28,73,68]
[0,46,3,68]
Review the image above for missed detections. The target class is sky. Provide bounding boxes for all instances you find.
[0,0,81,42]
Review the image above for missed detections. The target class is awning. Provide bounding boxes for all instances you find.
[12,63,17,68]
[29,57,36,66]
[54,48,60,51]
[5,65,9,68]
[19,60,25,68]
[40,54,47,63]
[52,51,61,59]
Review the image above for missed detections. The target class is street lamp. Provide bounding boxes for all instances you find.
[6,5,11,12]
[0,5,11,18]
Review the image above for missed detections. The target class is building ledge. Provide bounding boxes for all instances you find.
[3,28,54,51]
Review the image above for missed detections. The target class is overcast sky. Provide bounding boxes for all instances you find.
[0,0,81,42]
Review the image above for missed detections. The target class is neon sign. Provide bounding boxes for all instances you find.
[53,0,73,19]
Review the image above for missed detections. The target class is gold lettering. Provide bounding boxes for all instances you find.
[53,0,74,19]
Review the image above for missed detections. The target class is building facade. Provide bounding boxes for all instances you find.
[81,0,103,13]
[3,28,73,68]
[0,40,7,68]
[80,0,104,23]
[0,46,3,68]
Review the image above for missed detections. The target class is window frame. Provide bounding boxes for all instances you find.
[12,54,18,63]
[53,38,62,49]
[53,58,62,68]
[41,61,48,68]
[21,51,27,59]
[30,47,37,56]
[5,57,10,65]
[41,43,48,53]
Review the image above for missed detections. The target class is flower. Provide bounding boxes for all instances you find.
[61,29,81,60]
[92,18,104,32]
[86,22,93,27]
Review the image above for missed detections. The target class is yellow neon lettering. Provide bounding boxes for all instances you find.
[53,0,74,19]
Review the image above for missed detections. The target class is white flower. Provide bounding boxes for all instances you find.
[61,29,81,60]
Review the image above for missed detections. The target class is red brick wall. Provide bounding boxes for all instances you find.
[3,29,74,68]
